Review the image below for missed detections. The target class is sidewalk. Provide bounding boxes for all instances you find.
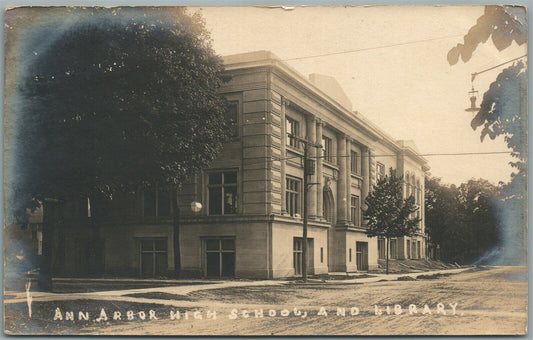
[4,267,470,305]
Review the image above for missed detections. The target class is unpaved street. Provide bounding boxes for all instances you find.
[5,266,527,335]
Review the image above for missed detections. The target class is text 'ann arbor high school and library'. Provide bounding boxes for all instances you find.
[51,51,430,279]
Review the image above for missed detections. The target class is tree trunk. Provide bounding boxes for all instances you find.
[172,190,181,277]
[38,200,56,292]
[87,195,104,277]
[386,237,390,275]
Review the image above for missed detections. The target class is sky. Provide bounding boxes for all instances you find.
[194,5,527,186]
[1,5,527,187]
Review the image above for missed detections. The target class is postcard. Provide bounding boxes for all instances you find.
[3,5,527,335]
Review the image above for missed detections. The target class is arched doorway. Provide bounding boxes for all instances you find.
[323,188,335,226]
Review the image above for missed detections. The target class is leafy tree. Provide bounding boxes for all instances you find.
[424,177,463,262]
[447,6,526,65]
[457,179,500,263]
[425,177,500,264]
[447,5,527,265]
[6,7,230,289]
[363,168,420,274]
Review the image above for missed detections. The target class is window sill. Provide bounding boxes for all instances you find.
[287,145,304,156]
[206,213,238,217]
[351,172,363,180]
[323,161,338,171]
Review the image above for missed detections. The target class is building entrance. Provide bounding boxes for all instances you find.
[293,237,314,276]
[356,241,368,271]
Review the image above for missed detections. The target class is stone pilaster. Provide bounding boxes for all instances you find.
[346,139,352,224]
[361,147,370,207]
[336,133,347,225]
[316,120,323,219]
[280,97,287,215]
[369,148,376,187]
[306,115,317,219]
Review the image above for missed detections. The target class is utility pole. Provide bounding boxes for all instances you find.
[290,134,320,282]
[302,142,309,281]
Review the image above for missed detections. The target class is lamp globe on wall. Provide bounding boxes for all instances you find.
[190,201,203,213]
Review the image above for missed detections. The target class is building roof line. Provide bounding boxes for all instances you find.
[222,51,428,167]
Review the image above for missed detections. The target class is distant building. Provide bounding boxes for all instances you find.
[50,51,429,279]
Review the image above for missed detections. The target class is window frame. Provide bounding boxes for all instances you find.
[390,238,398,259]
[286,116,301,149]
[350,195,360,226]
[350,150,359,174]
[286,176,302,217]
[378,238,386,259]
[142,185,171,218]
[138,237,168,278]
[322,136,333,163]
[203,237,236,278]
[225,100,240,138]
[376,162,385,182]
[207,170,238,216]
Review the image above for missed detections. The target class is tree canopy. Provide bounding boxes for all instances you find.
[364,168,420,239]
[447,5,526,65]
[425,177,501,264]
[7,7,230,223]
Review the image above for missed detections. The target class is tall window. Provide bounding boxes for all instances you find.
[390,238,398,259]
[322,136,333,163]
[139,238,168,277]
[378,238,386,259]
[208,171,237,215]
[225,101,239,137]
[286,177,301,217]
[351,195,360,226]
[205,238,235,278]
[350,150,359,174]
[286,117,300,148]
[144,186,171,217]
[376,162,385,182]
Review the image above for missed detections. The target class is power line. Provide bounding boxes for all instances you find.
[295,150,512,161]
[282,34,464,62]
[237,150,513,167]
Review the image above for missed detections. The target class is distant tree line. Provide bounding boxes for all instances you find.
[425,177,515,265]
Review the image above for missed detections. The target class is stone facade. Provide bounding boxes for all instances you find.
[50,51,429,279]
[177,51,429,278]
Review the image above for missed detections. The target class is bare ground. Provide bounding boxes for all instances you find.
[4,266,527,336]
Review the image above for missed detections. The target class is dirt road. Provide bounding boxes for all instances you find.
[5,266,527,335]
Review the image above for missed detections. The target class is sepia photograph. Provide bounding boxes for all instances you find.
[3,4,528,336]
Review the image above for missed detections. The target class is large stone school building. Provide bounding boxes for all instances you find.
[51,51,429,279]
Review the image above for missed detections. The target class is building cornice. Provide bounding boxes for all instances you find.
[223,51,429,168]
